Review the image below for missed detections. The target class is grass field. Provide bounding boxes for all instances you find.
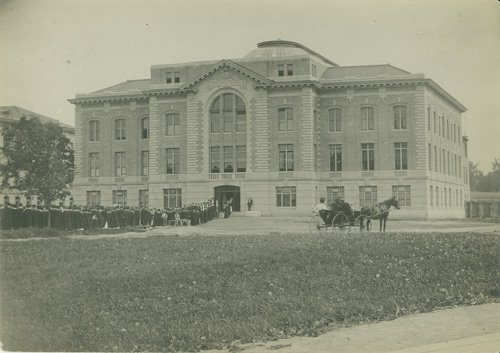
[1,231,498,352]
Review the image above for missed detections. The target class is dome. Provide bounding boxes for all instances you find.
[244,40,338,66]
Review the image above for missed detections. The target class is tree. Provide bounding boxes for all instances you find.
[0,116,74,214]
[468,161,483,192]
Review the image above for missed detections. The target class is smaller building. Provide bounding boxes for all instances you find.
[0,106,75,205]
[466,192,500,218]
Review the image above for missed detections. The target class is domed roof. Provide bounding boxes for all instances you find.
[244,40,338,66]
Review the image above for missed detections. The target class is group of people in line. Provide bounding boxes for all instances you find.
[0,198,228,231]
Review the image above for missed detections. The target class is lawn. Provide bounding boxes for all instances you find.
[0,231,498,352]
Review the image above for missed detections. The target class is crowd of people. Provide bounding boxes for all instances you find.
[0,198,223,231]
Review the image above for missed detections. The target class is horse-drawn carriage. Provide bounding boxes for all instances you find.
[309,196,400,235]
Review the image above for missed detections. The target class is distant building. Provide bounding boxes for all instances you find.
[466,192,500,218]
[69,40,469,219]
[0,105,75,205]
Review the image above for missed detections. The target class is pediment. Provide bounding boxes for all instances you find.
[181,59,272,90]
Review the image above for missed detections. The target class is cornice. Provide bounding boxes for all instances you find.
[68,93,148,105]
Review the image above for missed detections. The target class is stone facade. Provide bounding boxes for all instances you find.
[69,40,469,219]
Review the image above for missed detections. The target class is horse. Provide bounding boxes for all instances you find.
[360,196,400,232]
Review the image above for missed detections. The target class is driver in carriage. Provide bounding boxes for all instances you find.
[315,197,334,225]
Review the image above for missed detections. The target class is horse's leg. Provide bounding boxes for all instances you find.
[383,216,387,232]
[367,219,371,232]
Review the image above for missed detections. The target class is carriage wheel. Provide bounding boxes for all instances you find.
[355,215,370,231]
[331,213,350,234]
[309,214,327,235]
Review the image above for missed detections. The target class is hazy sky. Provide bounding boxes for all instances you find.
[0,0,498,171]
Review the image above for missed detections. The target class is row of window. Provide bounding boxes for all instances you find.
[88,142,410,177]
[89,115,180,142]
[86,185,412,209]
[87,189,181,209]
[429,186,464,208]
[427,107,461,145]
[427,144,464,179]
[87,104,411,142]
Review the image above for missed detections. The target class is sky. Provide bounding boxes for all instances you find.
[0,0,499,172]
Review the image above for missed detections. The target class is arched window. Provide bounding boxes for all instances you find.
[210,94,246,133]
[114,119,126,140]
[209,93,247,173]
[140,117,149,139]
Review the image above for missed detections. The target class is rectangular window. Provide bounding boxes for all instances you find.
[278,64,284,76]
[392,185,411,206]
[434,146,438,172]
[312,64,317,77]
[112,190,127,207]
[174,72,180,83]
[223,146,234,173]
[141,151,149,176]
[236,145,246,172]
[459,156,462,178]
[89,120,100,141]
[394,142,408,170]
[166,148,180,174]
[430,186,433,207]
[428,143,432,171]
[359,186,377,207]
[314,110,320,131]
[446,120,449,140]
[166,72,172,83]
[286,64,293,76]
[276,186,296,207]
[433,111,437,133]
[329,144,342,171]
[361,143,375,171]
[361,107,374,130]
[436,186,440,207]
[447,151,450,175]
[115,119,126,140]
[441,117,445,137]
[444,188,447,207]
[394,106,407,129]
[329,108,341,132]
[210,146,221,173]
[278,108,294,131]
[114,152,126,176]
[86,191,101,207]
[427,108,431,131]
[141,117,149,139]
[458,127,461,145]
[278,144,294,171]
[164,188,182,208]
[89,152,100,177]
[139,190,149,208]
[166,113,180,136]
[327,186,345,207]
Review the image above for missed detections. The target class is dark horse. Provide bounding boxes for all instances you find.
[360,196,400,232]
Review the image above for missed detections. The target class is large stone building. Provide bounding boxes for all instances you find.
[69,40,470,219]
[0,105,75,205]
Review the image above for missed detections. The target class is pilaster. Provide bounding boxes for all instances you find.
[74,104,84,177]
[149,96,161,174]
[253,88,270,171]
[300,87,314,171]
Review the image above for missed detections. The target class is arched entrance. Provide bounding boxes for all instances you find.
[214,185,241,212]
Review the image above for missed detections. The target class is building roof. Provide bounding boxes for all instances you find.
[321,64,410,80]
[90,79,151,95]
[0,105,74,133]
[244,40,339,67]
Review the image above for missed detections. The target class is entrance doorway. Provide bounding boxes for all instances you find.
[214,185,241,212]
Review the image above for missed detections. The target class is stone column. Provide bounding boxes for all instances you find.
[186,93,204,174]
